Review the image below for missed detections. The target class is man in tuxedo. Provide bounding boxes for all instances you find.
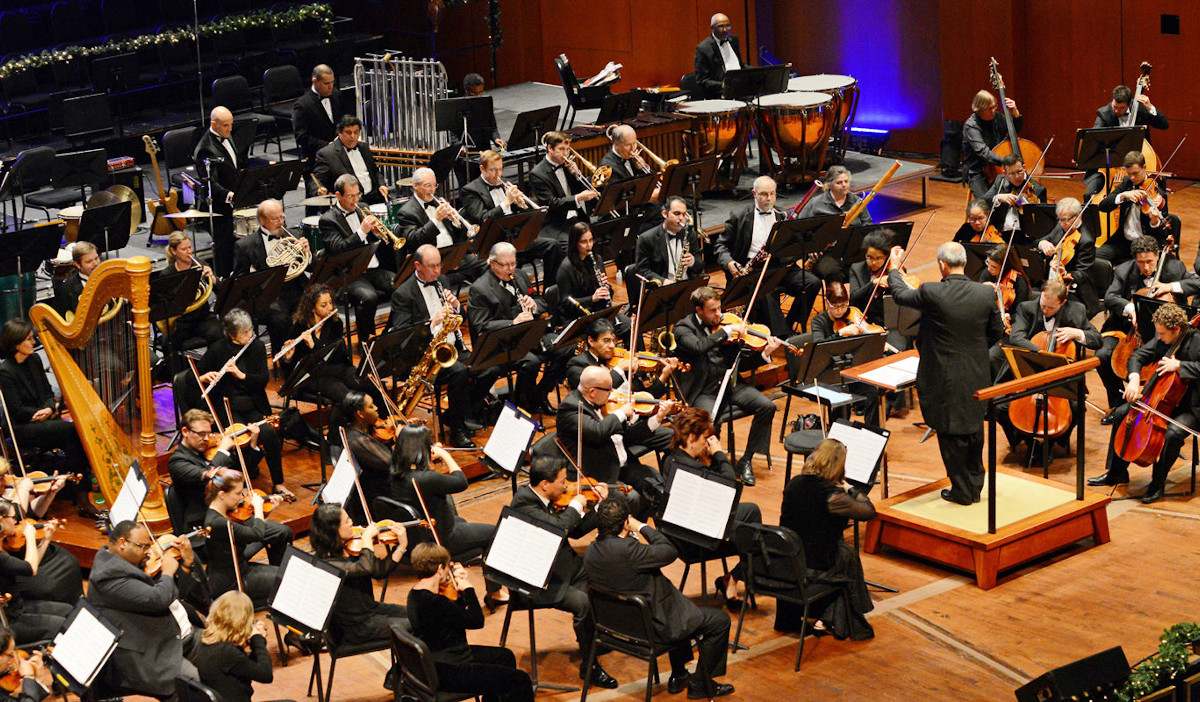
[633,196,704,297]
[51,241,100,316]
[1098,150,1171,265]
[292,64,341,175]
[983,153,1048,244]
[583,496,734,699]
[527,131,598,279]
[167,409,239,530]
[460,150,557,274]
[509,454,618,690]
[389,244,490,447]
[193,106,242,276]
[320,174,401,341]
[693,13,743,100]
[313,115,388,204]
[673,286,781,486]
[1032,197,1098,313]
[1083,84,1169,201]
[232,198,309,351]
[598,124,660,203]
[394,167,486,287]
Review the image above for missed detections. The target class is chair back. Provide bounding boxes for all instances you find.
[543,284,560,319]
[587,586,658,656]
[175,676,222,702]
[554,54,584,108]
[212,75,253,112]
[390,620,440,702]
[162,126,200,180]
[733,522,809,598]
[162,482,187,535]
[263,65,304,104]
[172,368,202,417]
[12,146,56,193]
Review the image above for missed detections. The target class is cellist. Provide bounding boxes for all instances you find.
[984,154,1047,244]
[962,90,1025,198]
[1098,151,1169,265]
[1088,304,1200,503]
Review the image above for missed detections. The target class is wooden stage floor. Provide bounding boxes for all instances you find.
[68,168,1200,701]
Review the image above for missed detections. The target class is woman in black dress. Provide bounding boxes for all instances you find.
[193,591,282,702]
[203,469,293,606]
[157,232,222,347]
[278,284,380,405]
[554,222,629,335]
[777,438,875,640]
[335,391,393,524]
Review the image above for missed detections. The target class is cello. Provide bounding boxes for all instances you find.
[1114,312,1200,466]
[1007,322,1078,441]
[1108,235,1176,380]
[986,58,1044,183]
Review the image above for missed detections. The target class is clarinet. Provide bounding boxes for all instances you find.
[591,253,612,299]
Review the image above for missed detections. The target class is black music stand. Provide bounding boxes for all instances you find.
[507,106,560,151]
[465,319,549,407]
[883,297,922,337]
[1074,126,1147,197]
[214,266,287,327]
[231,160,305,210]
[54,148,108,205]
[76,199,132,259]
[394,240,472,287]
[1001,346,1076,473]
[594,173,657,218]
[91,52,139,134]
[552,304,620,352]
[148,268,202,381]
[594,211,645,262]
[721,65,790,102]
[838,221,915,265]
[596,90,645,123]
[436,96,496,149]
[721,267,788,313]
[773,214,842,267]
[474,209,546,257]
[1019,203,1059,243]
[637,275,710,329]
[279,340,343,488]
[1133,296,1200,342]
[797,334,887,387]
[0,222,64,319]
[309,244,377,347]
[662,156,716,222]
[361,324,432,393]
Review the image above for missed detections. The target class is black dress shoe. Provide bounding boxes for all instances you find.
[667,671,691,694]
[1100,410,1117,426]
[688,682,734,699]
[939,489,972,506]
[1087,471,1129,486]
[448,427,478,449]
[581,662,619,689]
[737,459,756,486]
[1141,485,1166,504]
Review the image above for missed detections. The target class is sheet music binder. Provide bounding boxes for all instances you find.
[825,419,889,492]
[481,403,540,475]
[48,598,121,695]
[481,506,567,597]
[657,464,743,551]
[107,462,148,528]
[268,545,345,636]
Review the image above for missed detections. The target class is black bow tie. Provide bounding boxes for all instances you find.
[418,278,439,288]
[552,164,565,172]
[669,231,685,240]
[486,182,505,191]
[757,209,773,217]
[423,200,438,210]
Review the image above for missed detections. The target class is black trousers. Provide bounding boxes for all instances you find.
[1103,403,1196,489]
[228,409,285,488]
[1096,334,1126,410]
[781,266,824,332]
[210,207,236,278]
[347,267,395,341]
[11,599,73,646]
[1083,170,1106,202]
[667,606,730,683]
[696,382,776,459]
[436,645,534,702]
[966,172,991,200]
[13,419,91,487]
[515,343,572,409]
[937,429,985,502]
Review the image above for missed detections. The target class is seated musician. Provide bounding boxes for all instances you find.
[953,198,992,242]
[1098,150,1170,265]
[461,73,505,148]
[0,499,70,646]
[583,495,734,699]
[847,229,911,353]
[527,131,599,278]
[962,89,1024,199]
[556,366,677,516]
[984,153,1047,244]
[693,13,743,100]
[460,150,559,277]
[717,175,820,335]
[1088,303,1199,503]
[88,520,205,698]
[197,309,291,499]
[0,624,53,702]
[193,592,279,702]
[798,165,873,226]
[556,223,631,336]
[660,407,762,608]
[233,198,310,354]
[278,283,379,406]
[673,286,780,486]
[309,504,409,651]
[805,278,888,425]
[633,196,704,292]
[389,244,489,448]
[1034,197,1097,311]
[0,463,82,609]
[157,232,222,347]
[388,424,507,607]
[1083,84,1169,202]
[394,167,487,288]
[599,124,661,202]
[313,115,389,205]
[1096,236,1200,423]
[203,468,293,605]
[978,244,1031,331]
[508,453,618,689]
[466,242,568,416]
[407,543,533,702]
[169,409,241,531]
[50,241,99,317]
[319,174,399,342]
[337,392,393,523]
[0,320,92,507]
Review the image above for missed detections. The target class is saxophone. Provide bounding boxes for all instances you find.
[396,313,462,416]
[674,228,691,281]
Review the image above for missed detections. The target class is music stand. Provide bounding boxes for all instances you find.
[773,214,842,267]
[464,319,549,403]
[797,334,887,386]
[148,268,202,380]
[231,160,305,209]
[435,96,496,149]
[596,90,645,123]
[268,545,344,637]
[1020,203,1060,243]
[1001,346,1076,470]
[394,240,472,287]
[53,148,108,204]
[45,599,121,696]
[838,221,915,265]
[658,464,743,551]
[91,52,139,134]
[637,275,709,329]
[214,266,287,322]
[552,304,620,351]
[474,209,546,257]
[507,106,560,151]
[594,211,644,262]
[661,156,716,218]
[721,267,788,312]
[1133,295,1200,342]
[279,340,343,488]
[721,65,790,102]
[361,324,432,391]
[594,172,657,218]
[76,200,132,260]
[0,222,65,318]
[1074,126,1147,197]
[883,297,921,337]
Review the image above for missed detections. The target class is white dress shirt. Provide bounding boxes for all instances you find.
[211,128,237,166]
[484,178,513,216]
[715,35,740,72]
[416,196,454,246]
[345,145,372,192]
[748,208,775,260]
[337,205,378,269]
[313,86,333,122]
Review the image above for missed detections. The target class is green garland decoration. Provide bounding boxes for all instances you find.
[0,3,334,81]
[1119,621,1200,701]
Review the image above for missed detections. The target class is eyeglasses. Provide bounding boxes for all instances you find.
[187,428,212,437]
[126,540,154,550]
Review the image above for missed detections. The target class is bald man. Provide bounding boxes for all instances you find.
[693,13,744,99]
[233,199,309,350]
[193,105,243,275]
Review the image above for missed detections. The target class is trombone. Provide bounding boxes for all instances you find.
[634,140,679,173]
[566,147,612,191]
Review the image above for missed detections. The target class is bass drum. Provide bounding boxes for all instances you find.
[787,74,859,161]
[676,99,750,159]
[755,91,834,183]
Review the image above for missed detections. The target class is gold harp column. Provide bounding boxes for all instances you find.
[127,256,160,479]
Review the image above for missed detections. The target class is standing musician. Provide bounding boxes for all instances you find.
[466,242,567,416]
[673,286,781,486]
[1083,84,1169,202]
[527,130,598,278]
[508,454,619,690]
[158,233,222,348]
[693,13,744,100]
[1034,197,1097,308]
[1088,303,1199,504]
[50,241,99,317]
[889,242,1005,504]
[313,115,388,205]
[87,520,205,698]
[460,150,558,277]
[396,167,487,287]
[962,90,1025,199]
[556,223,630,336]
[984,153,1047,243]
[203,469,293,604]
[1098,150,1170,265]
[168,409,242,531]
[0,499,70,646]
[953,198,992,242]
[293,64,342,178]
[1097,236,1200,422]
[979,244,1031,331]
[319,173,400,343]
[193,106,242,276]
[233,198,310,353]
[196,309,291,499]
[390,244,491,448]
[798,165,873,226]
[278,283,379,406]
[634,196,704,290]
[337,392,394,523]
[0,625,52,702]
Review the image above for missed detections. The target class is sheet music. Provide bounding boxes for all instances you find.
[711,367,735,417]
[271,556,342,632]
[483,404,537,473]
[485,514,561,589]
[827,422,889,486]
[51,607,117,686]
[859,355,919,388]
[108,464,147,526]
[661,469,737,540]
[802,385,854,404]
[319,448,359,506]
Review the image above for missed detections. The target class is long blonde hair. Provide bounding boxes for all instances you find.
[201,591,255,646]
[802,438,847,484]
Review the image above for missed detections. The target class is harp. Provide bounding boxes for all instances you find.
[27,256,168,527]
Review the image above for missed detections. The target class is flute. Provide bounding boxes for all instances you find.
[271,311,336,363]
[202,336,256,396]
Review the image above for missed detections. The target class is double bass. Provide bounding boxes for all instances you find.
[1114,312,1200,466]
[986,58,1044,183]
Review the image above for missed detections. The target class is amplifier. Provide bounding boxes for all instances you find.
[1014,647,1129,702]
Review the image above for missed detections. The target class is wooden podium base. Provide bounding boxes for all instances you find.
[863,469,1111,589]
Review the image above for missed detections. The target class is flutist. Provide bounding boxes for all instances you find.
[395,167,488,287]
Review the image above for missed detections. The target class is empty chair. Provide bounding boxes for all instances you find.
[554,53,612,129]
[211,75,280,159]
[0,11,35,55]
[162,125,200,189]
[262,65,304,129]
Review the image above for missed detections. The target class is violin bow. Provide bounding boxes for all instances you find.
[227,521,244,594]
[554,438,603,495]
[361,343,405,420]
[1010,136,1053,206]
[0,391,26,478]
[223,398,255,491]
[337,427,374,526]
[187,356,227,435]
[863,211,935,318]
[408,476,444,550]
[1142,135,1187,194]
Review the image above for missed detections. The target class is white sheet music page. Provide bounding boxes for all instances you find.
[108,464,147,526]
[319,448,359,506]
[51,607,117,686]
[272,557,342,632]
[859,354,919,388]
[827,422,888,485]
[485,514,560,589]
[483,404,536,474]
[661,469,737,540]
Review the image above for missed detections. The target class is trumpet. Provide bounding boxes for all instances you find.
[501,180,538,208]
[566,147,612,190]
[434,196,471,230]
[356,205,406,250]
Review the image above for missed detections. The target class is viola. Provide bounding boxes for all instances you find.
[143,526,211,576]
[608,348,690,374]
[1114,313,1200,466]
[550,481,633,512]
[718,313,806,356]
[1137,179,1166,227]
[604,390,663,417]
[997,269,1019,311]
[2,471,82,494]
[832,306,886,336]
[205,416,280,461]
[1008,330,1077,440]
[1,519,56,554]
[344,518,431,556]
[973,224,1005,244]
[228,485,292,523]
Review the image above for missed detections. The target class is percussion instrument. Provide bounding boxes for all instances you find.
[60,186,142,241]
[755,91,834,182]
[301,215,324,254]
[676,99,751,160]
[298,194,336,207]
[786,73,860,160]
[369,203,390,227]
[58,205,84,241]
[164,209,224,219]
[232,207,258,238]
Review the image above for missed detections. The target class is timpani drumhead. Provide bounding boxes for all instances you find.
[369,203,388,217]
[787,74,857,92]
[757,92,832,109]
[677,99,748,114]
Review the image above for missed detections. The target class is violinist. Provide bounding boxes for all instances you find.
[193,592,280,702]
[1098,236,1200,420]
[0,464,81,608]
[309,504,409,654]
[673,286,781,486]
[0,625,52,702]
[798,165,872,226]
[952,199,991,243]
[407,543,534,702]
[556,366,676,511]
[962,89,1024,199]
[278,284,378,408]
[168,409,241,531]
[203,469,294,605]
[0,500,69,646]
[1034,198,1097,310]
[984,154,1046,243]
[1083,84,1169,201]
[556,223,631,338]
[508,454,619,690]
[979,244,1031,329]
[1088,304,1200,504]
[806,279,887,426]
[1098,151,1169,265]
[337,392,394,523]
[847,229,910,351]
[566,318,676,394]
[156,232,222,348]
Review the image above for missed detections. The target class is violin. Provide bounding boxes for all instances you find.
[1,519,56,554]
[205,415,280,462]
[604,390,665,417]
[832,306,886,336]
[372,414,401,444]
[608,348,690,374]
[143,526,211,576]
[2,471,82,494]
[344,518,431,556]
[718,313,805,356]
[1008,329,1077,440]
[973,224,1005,244]
[550,481,633,512]
[1138,179,1166,228]
[0,645,49,694]
[1114,313,1200,466]
[227,484,292,523]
